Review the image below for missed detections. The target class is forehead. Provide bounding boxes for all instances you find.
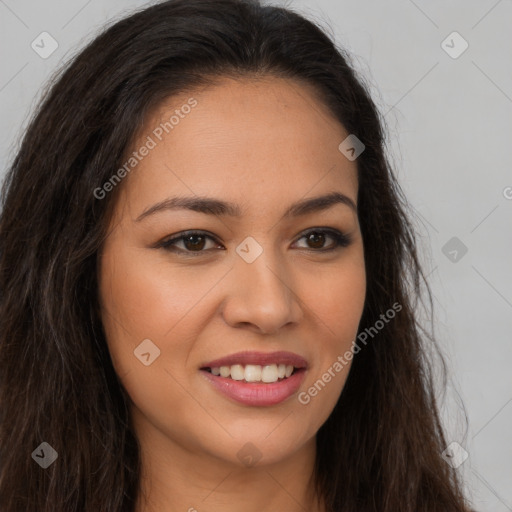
[117,75,358,218]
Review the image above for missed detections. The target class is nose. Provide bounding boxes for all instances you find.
[221,249,304,335]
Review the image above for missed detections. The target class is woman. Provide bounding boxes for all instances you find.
[0,0,473,510]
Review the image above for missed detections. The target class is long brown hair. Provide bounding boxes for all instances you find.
[0,0,472,510]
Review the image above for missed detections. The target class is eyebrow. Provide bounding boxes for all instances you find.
[135,191,357,222]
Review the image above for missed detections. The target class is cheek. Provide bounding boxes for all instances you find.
[297,250,365,413]
[305,248,366,342]
[98,244,217,348]
[97,245,210,431]
[97,244,193,380]
[98,242,237,406]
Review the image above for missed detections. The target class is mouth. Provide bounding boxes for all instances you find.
[199,351,308,406]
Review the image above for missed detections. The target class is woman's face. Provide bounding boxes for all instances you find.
[98,75,366,468]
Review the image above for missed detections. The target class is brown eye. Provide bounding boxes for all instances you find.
[160,231,222,255]
[181,234,207,251]
[305,231,326,249]
[294,229,351,251]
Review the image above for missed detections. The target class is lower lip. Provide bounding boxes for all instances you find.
[200,369,306,406]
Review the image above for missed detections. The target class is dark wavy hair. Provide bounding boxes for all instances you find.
[0,0,472,511]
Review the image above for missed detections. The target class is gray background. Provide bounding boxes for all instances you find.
[1,0,511,510]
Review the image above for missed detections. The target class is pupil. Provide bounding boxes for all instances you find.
[308,232,324,249]
[185,235,205,251]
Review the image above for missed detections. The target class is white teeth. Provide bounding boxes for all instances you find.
[261,364,278,383]
[244,364,262,382]
[230,364,245,381]
[210,364,296,383]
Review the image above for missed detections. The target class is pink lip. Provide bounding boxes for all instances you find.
[200,368,307,407]
[200,350,308,369]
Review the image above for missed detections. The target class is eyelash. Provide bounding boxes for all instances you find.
[157,228,351,257]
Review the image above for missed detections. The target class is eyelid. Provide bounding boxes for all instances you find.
[158,230,223,252]
[293,227,351,250]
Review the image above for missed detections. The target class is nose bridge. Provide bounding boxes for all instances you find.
[223,239,302,332]
[243,249,287,296]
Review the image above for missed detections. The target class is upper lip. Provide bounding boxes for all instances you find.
[201,351,308,369]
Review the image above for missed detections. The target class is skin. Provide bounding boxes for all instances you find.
[98,75,366,512]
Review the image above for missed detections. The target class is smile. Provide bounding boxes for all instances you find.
[203,363,296,383]
[199,351,308,406]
